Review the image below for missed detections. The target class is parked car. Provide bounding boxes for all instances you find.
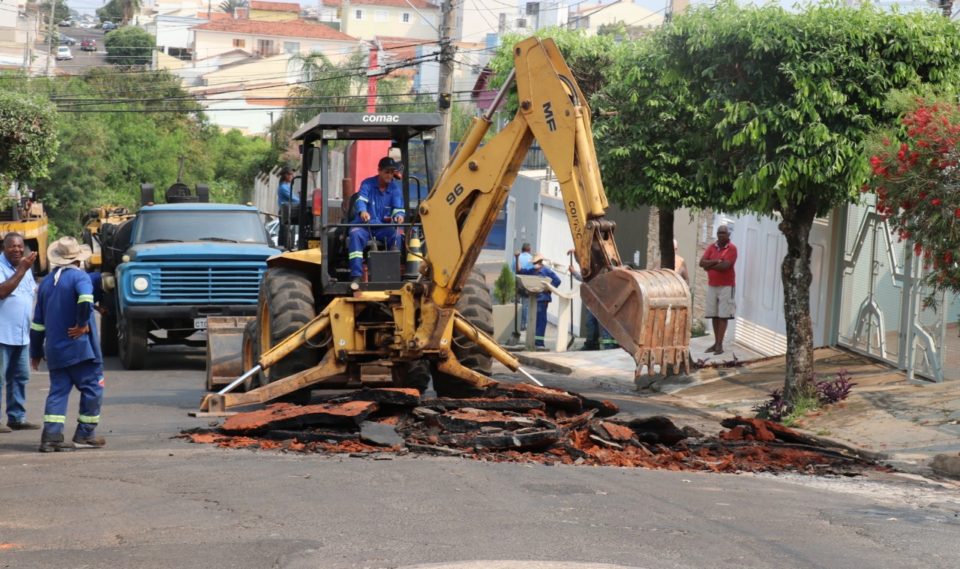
[101,21,117,31]
[58,33,76,45]
[80,39,96,51]
[58,20,72,27]
[56,46,73,61]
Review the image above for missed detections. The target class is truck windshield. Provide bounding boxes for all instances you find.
[134,210,268,244]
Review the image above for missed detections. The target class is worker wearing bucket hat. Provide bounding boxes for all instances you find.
[30,237,105,452]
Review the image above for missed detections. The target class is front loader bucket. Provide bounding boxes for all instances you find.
[205,316,255,391]
[580,268,690,376]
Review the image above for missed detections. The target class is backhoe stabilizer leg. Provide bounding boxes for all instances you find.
[201,352,347,412]
[452,312,520,372]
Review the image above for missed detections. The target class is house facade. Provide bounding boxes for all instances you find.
[569,0,663,35]
[323,0,440,41]
[192,17,360,61]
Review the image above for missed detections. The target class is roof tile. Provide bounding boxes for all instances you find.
[249,1,301,12]
[193,18,359,42]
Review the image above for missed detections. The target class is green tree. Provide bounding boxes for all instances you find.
[1,69,271,236]
[96,0,122,23]
[219,0,247,13]
[104,26,155,66]
[0,90,59,187]
[40,0,70,25]
[623,3,960,398]
[119,0,141,24]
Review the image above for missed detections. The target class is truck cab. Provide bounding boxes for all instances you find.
[101,201,280,369]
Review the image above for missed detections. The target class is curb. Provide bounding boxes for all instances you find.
[514,353,575,375]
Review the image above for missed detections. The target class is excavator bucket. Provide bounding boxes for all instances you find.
[204,316,255,391]
[580,268,691,376]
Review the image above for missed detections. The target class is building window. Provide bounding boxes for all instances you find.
[375,10,388,22]
[257,39,276,56]
[283,41,300,54]
[232,38,245,48]
[354,9,363,20]
[401,12,410,23]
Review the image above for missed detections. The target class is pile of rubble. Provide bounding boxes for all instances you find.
[182,384,881,475]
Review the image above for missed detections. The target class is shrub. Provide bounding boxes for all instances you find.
[754,370,857,423]
[493,263,516,305]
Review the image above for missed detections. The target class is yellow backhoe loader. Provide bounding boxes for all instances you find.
[1,188,49,274]
[200,37,690,412]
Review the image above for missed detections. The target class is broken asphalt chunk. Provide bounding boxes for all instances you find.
[221,401,378,433]
[359,421,405,447]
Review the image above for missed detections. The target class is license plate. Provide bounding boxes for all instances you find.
[194,318,207,329]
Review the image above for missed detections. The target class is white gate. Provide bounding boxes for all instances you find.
[837,196,956,382]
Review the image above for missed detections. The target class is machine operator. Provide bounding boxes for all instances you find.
[347,157,406,281]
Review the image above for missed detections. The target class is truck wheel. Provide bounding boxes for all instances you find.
[432,270,494,397]
[119,317,147,370]
[100,292,118,357]
[259,268,319,403]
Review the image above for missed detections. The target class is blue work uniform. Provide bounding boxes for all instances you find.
[521,265,561,347]
[277,179,300,208]
[29,266,103,439]
[0,252,36,424]
[570,268,616,350]
[347,175,405,278]
[514,252,534,330]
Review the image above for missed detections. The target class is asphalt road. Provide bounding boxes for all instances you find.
[1,348,958,569]
[50,27,107,74]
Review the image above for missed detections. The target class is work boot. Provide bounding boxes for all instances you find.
[39,434,75,453]
[72,434,106,448]
[8,420,41,431]
[0,424,11,433]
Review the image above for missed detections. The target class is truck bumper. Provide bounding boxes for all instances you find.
[123,305,258,320]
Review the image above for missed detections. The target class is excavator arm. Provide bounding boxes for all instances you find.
[419,37,691,375]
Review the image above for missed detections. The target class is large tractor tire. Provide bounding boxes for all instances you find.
[432,269,494,397]
[100,292,119,357]
[240,318,261,392]
[258,268,320,404]
[119,316,147,370]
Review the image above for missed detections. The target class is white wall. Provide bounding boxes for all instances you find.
[714,212,833,356]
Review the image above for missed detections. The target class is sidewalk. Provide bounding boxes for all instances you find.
[516,344,960,480]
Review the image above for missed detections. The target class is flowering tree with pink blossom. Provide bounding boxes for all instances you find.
[867,100,960,303]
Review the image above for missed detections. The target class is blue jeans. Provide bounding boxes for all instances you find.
[0,343,30,424]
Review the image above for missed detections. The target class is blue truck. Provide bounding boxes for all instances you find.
[97,185,279,370]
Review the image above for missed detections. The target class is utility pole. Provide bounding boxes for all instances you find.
[434,0,457,170]
[44,0,56,76]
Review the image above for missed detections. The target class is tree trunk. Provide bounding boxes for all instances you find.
[659,208,675,271]
[778,197,818,400]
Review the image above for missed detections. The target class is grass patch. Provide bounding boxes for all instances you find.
[754,370,856,425]
[781,394,820,427]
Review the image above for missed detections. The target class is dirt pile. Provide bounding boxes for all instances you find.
[182,385,881,475]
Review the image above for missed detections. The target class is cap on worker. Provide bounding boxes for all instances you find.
[378,157,400,171]
[47,236,92,267]
[532,254,544,265]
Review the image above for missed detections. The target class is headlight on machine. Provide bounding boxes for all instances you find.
[132,276,150,292]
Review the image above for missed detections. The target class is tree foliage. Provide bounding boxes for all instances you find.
[219,0,248,13]
[39,0,70,24]
[867,97,960,302]
[0,70,273,237]
[0,90,59,186]
[104,26,155,66]
[96,0,123,23]
[615,3,960,396]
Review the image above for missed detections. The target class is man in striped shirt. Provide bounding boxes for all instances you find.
[347,157,406,281]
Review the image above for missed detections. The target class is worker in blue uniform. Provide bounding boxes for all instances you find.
[347,157,405,281]
[521,254,561,349]
[30,237,105,453]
